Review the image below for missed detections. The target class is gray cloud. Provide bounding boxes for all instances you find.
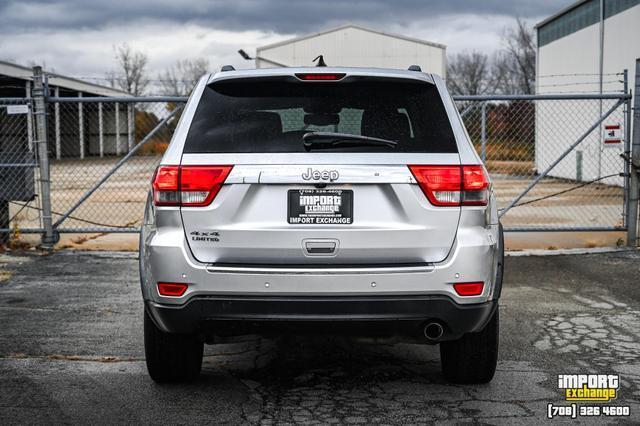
[0,0,574,88]
[1,0,571,34]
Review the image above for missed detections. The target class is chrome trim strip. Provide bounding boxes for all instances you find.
[224,164,417,184]
[205,264,435,275]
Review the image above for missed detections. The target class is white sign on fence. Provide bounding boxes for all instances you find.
[5,105,29,115]
[603,123,622,149]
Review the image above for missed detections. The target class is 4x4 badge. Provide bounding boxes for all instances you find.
[301,168,339,182]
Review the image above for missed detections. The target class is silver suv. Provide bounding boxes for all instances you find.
[140,66,504,384]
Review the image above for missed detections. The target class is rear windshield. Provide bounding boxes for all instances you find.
[183,78,458,153]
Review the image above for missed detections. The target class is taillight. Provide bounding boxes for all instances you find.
[408,165,488,207]
[157,282,188,297]
[462,165,489,205]
[152,165,233,207]
[152,166,180,206]
[453,282,484,296]
[408,165,461,206]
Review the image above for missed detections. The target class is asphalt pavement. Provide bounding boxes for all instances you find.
[1,249,639,424]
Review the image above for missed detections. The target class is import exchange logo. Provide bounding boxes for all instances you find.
[547,374,630,420]
[557,374,618,402]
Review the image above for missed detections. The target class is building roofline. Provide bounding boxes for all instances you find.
[257,24,446,52]
[0,60,131,97]
[535,0,590,29]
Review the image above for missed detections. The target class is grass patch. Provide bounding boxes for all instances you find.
[0,270,12,283]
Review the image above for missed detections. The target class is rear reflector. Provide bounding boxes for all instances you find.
[408,165,489,206]
[152,165,233,207]
[157,282,188,297]
[295,73,346,81]
[453,282,484,296]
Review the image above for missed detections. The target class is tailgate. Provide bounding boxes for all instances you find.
[180,160,460,265]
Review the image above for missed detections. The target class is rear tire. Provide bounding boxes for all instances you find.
[144,309,203,383]
[440,307,499,384]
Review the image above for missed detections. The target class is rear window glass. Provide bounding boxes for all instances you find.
[183,78,458,153]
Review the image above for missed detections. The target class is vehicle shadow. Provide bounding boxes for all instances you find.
[198,335,466,423]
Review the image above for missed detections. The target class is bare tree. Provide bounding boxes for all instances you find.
[446,51,495,96]
[108,44,149,96]
[495,18,536,94]
[159,58,209,96]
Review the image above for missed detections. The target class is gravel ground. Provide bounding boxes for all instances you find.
[1,249,639,424]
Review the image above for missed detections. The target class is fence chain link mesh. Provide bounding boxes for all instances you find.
[0,82,632,238]
[454,97,627,231]
[48,100,184,231]
[0,98,41,238]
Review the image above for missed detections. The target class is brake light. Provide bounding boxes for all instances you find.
[462,165,489,205]
[152,165,233,207]
[453,282,484,296]
[157,282,188,297]
[408,165,488,206]
[295,73,346,81]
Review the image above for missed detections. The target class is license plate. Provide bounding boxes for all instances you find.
[288,189,353,225]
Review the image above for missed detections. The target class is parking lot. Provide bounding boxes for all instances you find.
[1,249,639,424]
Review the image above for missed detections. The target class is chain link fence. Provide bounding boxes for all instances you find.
[0,98,40,242]
[455,94,629,231]
[48,99,184,232]
[0,68,636,247]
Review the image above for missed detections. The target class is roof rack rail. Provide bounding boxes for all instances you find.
[220,65,236,72]
[408,65,422,72]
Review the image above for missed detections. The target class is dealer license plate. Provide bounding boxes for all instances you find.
[287,189,353,225]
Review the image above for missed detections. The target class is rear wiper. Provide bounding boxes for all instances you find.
[302,131,398,151]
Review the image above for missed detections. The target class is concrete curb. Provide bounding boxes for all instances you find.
[505,247,636,257]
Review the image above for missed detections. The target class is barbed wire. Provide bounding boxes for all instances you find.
[536,72,620,79]
[536,80,623,88]
[72,76,200,83]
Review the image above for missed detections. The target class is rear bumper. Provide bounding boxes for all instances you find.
[141,223,500,305]
[145,296,497,341]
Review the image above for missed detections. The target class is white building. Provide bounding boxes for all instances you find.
[0,60,132,159]
[255,24,446,76]
[535,0,640,185]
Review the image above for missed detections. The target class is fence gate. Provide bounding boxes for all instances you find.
[45,96,187,236]
[0,97,40,243]
[453,78,633,236]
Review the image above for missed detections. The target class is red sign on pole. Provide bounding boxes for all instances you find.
[603,123,622,148]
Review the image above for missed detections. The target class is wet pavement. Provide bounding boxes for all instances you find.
[1,249,639,424]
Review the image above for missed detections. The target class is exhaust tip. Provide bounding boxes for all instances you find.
[424,322,444,341]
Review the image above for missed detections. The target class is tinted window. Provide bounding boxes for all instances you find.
[184,79,457,153]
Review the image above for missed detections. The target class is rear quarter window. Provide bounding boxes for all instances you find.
[183,78,458,153]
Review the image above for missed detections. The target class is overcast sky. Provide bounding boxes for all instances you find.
[0,0,572,85]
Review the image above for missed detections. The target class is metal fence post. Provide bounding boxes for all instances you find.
[32,66,57,248]
[78,92,84,159]
[481,102,487,163]
[628,59,640,247]
[115,102,121,155]
[26,81,33,153]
